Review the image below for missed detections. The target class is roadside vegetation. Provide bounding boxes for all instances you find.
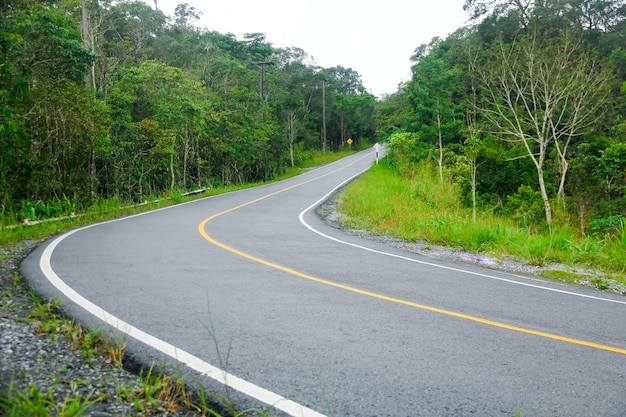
[0,149,356,245]
[338,158,626,290]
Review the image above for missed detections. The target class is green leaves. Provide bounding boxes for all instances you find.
[0,0,369,218]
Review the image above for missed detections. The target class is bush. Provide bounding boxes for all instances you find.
[503,185,545,227]
[386,132,435,175]
[590,214,625,234]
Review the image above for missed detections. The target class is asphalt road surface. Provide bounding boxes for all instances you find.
[22,148,626,416]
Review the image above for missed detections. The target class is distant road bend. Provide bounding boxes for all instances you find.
[23,147,626,416]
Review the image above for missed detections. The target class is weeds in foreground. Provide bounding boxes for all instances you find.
[0,378,102,417]
[118,365,174,414]
[115,364,280,416]
[2,281,251,416]
[199,301,238,413]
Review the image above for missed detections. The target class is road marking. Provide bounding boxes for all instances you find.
[38,224,327,417]
[199,172,626,357]
[299,177,626,306]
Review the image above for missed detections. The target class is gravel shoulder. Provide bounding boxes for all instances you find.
[2,198,624,415]
[0,240,200,416]
[317,197,626,295]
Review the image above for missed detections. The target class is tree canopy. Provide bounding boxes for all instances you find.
[0,0,376,216]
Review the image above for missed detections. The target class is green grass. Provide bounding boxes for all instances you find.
[299,149,357,168]
[338,159,626,287]
[0,379,103,417]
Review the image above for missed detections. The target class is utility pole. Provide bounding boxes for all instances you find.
[322,80,327,154]
[252,61,274,101]
[252,61,274,120]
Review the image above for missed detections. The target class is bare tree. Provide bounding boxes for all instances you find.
[286,110,299,167]
[476,32,610,225]
[464,114,482,223]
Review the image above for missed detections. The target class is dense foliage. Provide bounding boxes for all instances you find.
[0,0,376,220]
[380,0,626,232]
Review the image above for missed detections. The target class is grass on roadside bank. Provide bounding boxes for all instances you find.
[1,150,359,417]
[337,159,626,290]
[1,379,103,417]
[0,149,359,246]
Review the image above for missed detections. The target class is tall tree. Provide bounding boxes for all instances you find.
[409,43,462,182]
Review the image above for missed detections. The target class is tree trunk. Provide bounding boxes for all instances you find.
[471,159,477,223]
[90,143,96,199]
[287,111,298,167]
[537,166,553,225]
[170,134,176,191]
[436,101,444,183]
[556,142,569,201]
[196,135,201,188]
[578,200,586,235]
[558,157,568,207]
[80,0,95,90]
[170,152,175,190]
[183,126,190,190]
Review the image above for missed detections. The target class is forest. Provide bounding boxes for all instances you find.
[0,0,377,220]
[1,0,625,234]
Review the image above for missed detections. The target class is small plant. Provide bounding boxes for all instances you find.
[105,342,126,368]
[202,319,236,412]
[590,214,625,234]
[28,296,58,318]
[9,272,24,291]
[0,379,100,417]
[135,366,165,413]
[541,270,588,283]
[117,365,213,415]
[591,277,610,290]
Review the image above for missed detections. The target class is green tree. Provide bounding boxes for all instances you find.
[0,0,96,208]
[408,41,462,182]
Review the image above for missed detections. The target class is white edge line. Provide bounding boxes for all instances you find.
[38,223,326,417]
[298,167,626,307]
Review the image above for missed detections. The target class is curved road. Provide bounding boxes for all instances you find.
[23,149,626,416]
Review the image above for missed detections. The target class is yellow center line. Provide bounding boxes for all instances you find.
[201,152,371,221]
[198,164,626,356]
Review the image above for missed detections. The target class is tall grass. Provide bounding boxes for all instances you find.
[338,159,626,284]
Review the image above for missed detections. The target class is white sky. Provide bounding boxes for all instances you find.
[147,1,470,97]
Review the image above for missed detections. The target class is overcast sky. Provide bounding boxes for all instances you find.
[146,1,469,97]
